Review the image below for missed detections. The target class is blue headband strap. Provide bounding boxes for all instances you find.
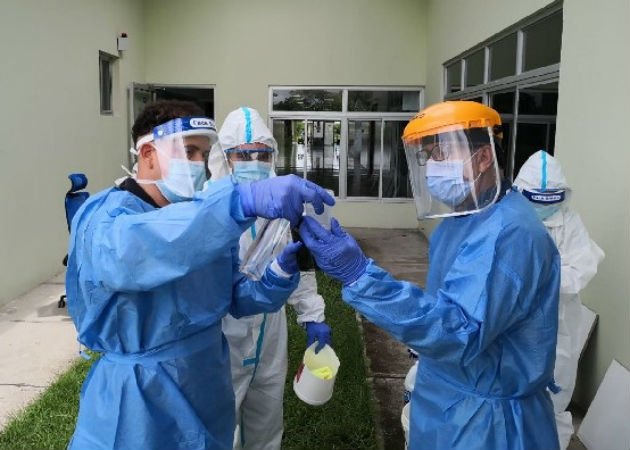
[153,116,216,139]
[522,189,565,204]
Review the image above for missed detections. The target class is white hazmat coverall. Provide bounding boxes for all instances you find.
[214,107,327,450]
[514,150,604,450]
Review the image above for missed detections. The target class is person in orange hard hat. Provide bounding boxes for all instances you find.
[298,101,561,450]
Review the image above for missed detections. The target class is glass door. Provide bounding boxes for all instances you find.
[306,120,341,195]
[347,120,381,197]
[272,118,341,195]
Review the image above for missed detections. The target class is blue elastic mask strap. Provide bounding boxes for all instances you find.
[242,107,252,143]
[541,151,547,190]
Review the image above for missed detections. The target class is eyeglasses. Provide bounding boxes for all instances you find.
[415,142,464,166]
[225,149,273,162]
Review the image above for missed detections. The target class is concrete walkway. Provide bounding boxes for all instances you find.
[0,271,77,430]
[347,227,428,450]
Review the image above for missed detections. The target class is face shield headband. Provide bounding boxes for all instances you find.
[134,116,218,151]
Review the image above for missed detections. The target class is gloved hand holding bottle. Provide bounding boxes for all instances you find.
[305,321,332,354]
[299,217,368,286]
[236,174,335,227]
[275,241,303,275]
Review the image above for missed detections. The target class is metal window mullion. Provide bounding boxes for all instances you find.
[509,88,521,179]
[461,58,467,91]
[303,119,308,179]
[443,65,448,99]
[483,47,490,84]
[516,30,524,75]
[339,118,348,198]
[342,89,348,113]
[545,123,551,151]
[379,118,384,199]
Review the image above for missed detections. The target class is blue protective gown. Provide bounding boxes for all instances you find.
[344,188,561,450]
[65,177,298,450]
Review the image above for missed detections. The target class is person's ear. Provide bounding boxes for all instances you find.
[139,143,157,170]
[475,145,494,173]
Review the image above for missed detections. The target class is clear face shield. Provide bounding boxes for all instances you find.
[224,145,276,183]
[135,117,217,202]
[403,127,502,219]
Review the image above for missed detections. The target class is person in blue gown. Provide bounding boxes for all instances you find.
[299,101,561,450]
[66,100,334,450]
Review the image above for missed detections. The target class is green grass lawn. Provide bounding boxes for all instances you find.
[0,272,377,450]
[282,272,378,450]
[0,355,96,450]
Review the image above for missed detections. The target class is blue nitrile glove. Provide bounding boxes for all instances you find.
[299,217,368,286]
[276,241,303,275]
[236,174,335,227]
[305,321,332,354]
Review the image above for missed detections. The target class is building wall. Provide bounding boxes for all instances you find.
[554,0,630,405]
[425,0,630,406]
[0,0,145,305]
[143,0,427,228]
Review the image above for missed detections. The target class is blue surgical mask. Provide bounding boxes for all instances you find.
[156,159,206,203]
[425,160,473,207]
[534,204,561,221]
[233,161,272,183]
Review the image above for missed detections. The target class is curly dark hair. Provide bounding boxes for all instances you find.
[131,100,204,145]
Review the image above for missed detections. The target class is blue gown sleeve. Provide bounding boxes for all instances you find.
[229,250,299,318]
[343,233,544,365]
[89,177,254,292]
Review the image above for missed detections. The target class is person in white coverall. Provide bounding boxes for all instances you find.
[514,150,605,450]
[211,107,332,450]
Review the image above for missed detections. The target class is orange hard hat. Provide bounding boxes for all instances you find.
[403,101,502,143]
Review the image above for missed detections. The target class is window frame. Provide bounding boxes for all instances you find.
[268,86,424,201]
[443,1,562,97]
[99,51,117,115]
[442,2,562,179]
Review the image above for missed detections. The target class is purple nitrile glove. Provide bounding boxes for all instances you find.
[276,241,303,275]
[299,217,368,286]
[305,321,332,354]
[236,174,335,227]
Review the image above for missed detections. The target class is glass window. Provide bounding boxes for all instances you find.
[514,122,556,176]
[465,50,485,88]
[99,52,115,114]
[465,96,484,104]
[348,90,420,112]
[489,33,517,80]
[382,121,412,198]
[446,61,462,93]
[272,89,342,112]
[523,11,563,71]
[305,120,341,196]
[347,121,381,197]
[518,83,558,115]
[490,90,515,114]
[272,119,305,177]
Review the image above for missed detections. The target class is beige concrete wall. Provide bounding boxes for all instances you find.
[424,0,630,406]
[555,0,630,405]
[0,0,145,305]
[143,0,426,229]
